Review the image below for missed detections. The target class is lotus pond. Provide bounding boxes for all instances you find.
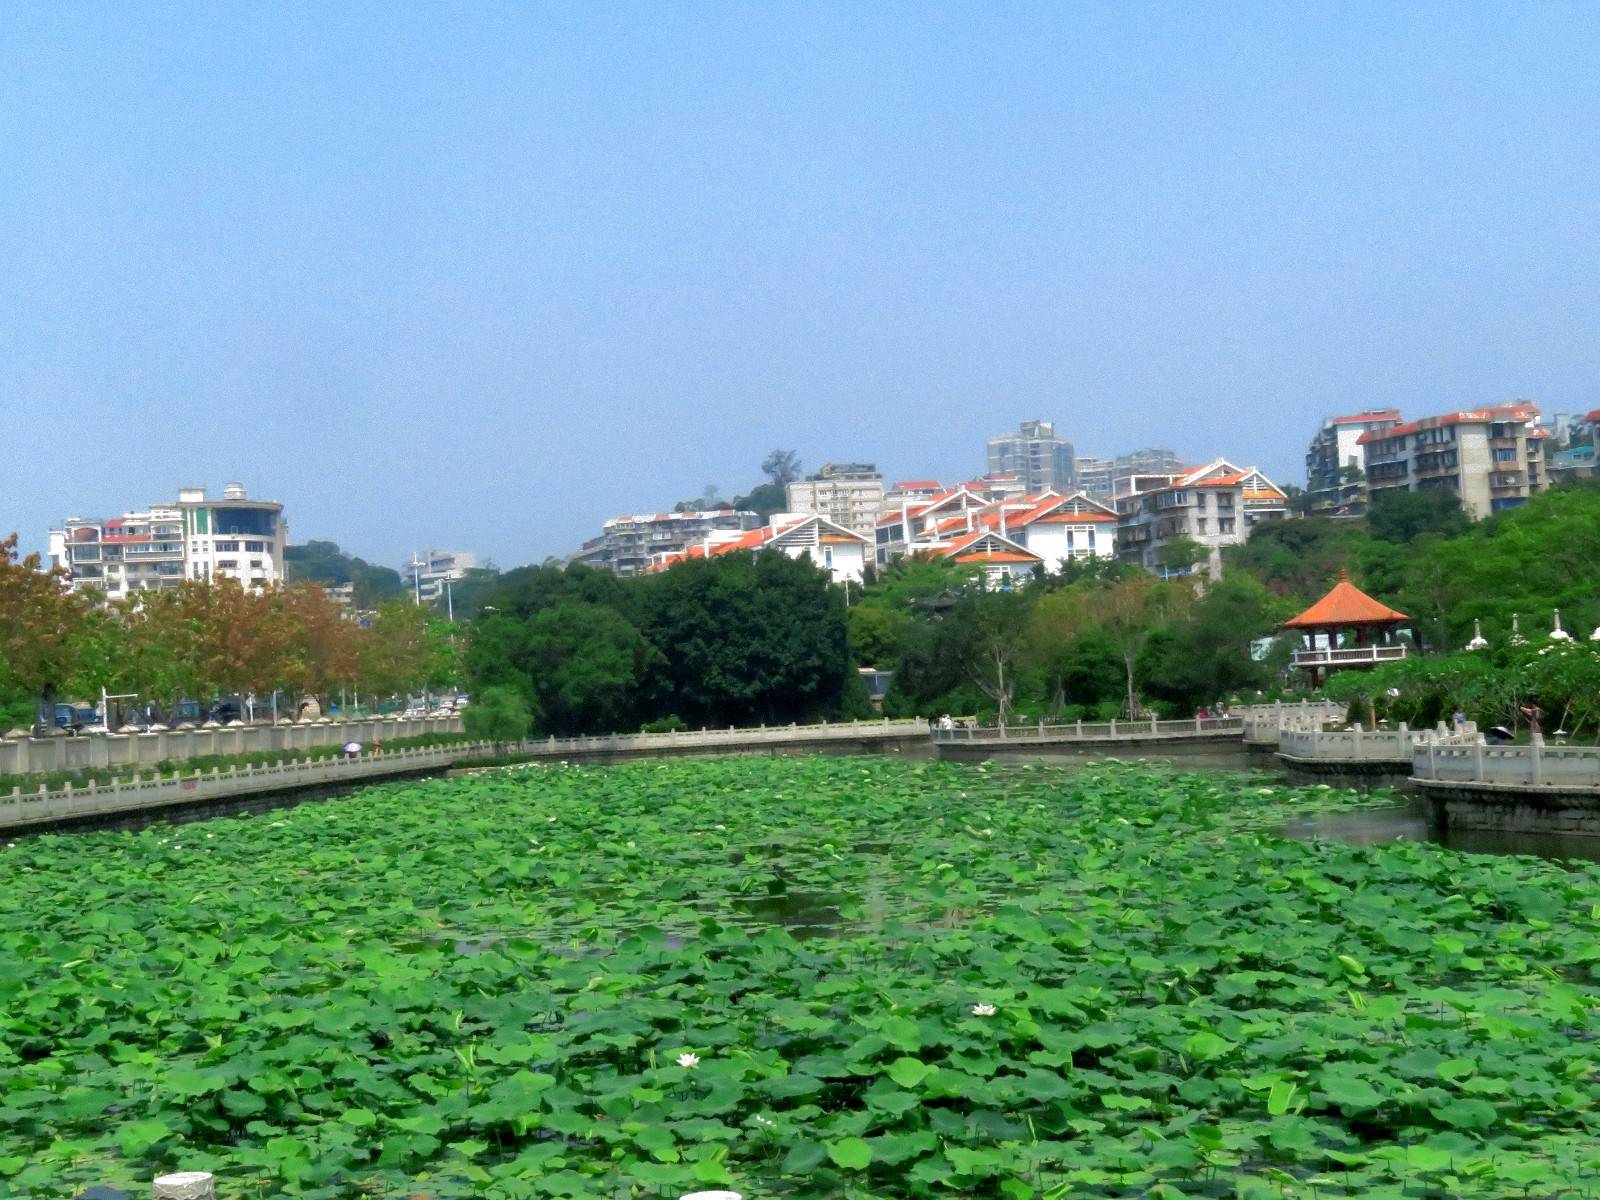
[2,757,1598,1199]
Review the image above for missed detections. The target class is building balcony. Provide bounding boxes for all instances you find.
[1291,644,1409,670]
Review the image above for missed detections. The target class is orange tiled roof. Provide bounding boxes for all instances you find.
[1357,404,1540,443]
[1283,572,1410,628]
[953,551,1038,564]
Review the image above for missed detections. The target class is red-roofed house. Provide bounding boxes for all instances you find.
[1115,459,1288,579]
[1358,402,1544,519]
[923,529,1044,587]
[651,514,870,586]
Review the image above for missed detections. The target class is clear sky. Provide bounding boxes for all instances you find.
[5,3,1597,568]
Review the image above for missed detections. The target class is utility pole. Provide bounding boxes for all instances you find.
[410,551,424,606]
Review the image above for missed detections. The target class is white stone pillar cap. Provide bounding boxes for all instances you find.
[153,1172,216,1200]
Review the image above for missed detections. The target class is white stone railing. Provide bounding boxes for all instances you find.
[1290,645,1409,669]
[0,742,498,830]
[1414,738,1600,790]
[1278,722,1477,763]
[527,716,929,755]
[1238,701,1348,745]
[0,718,933,829]
[930,715,1243,744]
[0,714,465,777]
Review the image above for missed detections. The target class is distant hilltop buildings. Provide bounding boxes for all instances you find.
[48,483,287,599]
[1303,401,1598,520]
[570,418,1287,584]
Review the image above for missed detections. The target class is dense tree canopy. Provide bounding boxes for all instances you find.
[284,540,405,608]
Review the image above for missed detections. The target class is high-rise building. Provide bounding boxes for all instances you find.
[1359,403,1546,519]
[569,509,762,577]
[1304,410,1402,514]
[48,483,287,600]
[784,463,885,538]
[986,420,1075,494]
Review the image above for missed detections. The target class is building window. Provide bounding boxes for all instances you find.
[216,540,241,552]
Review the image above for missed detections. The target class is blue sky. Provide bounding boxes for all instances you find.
[5,3,1597,567]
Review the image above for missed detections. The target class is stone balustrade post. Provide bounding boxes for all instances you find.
[153,1171,215,1199]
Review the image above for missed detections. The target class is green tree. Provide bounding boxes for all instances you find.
[284,540,405,608]
[761,449,803,487]
[1156,537,1207,575]
[1367,489,1471,544]
[636,551,850,725]
[462,684,534,748]
[524,602,656,735]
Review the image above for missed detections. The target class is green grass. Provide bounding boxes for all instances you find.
[0,757,1596,1198]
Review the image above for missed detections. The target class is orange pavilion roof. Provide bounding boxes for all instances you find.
[1283,572,1410,628]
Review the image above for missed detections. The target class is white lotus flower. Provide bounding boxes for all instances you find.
[972,1003,998,1017]
[676,1051,700,1068]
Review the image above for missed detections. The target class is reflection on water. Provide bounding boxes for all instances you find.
[733,890,846,937]
[1286,799,1600,864]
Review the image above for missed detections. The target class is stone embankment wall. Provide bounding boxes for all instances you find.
[0,714,464,776]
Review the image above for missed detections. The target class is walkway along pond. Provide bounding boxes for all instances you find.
[8,704,1600,853]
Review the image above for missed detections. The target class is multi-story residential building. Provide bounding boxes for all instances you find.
[651,514,871,586]
[784,463,885,539]
[1115,460,1288,578]
[403,549,478,608]
[1304,409,1402,514]
[1359,403,1545,519]
[986,420,1075,494]
[570,509,761,577]
[49,483,287,600]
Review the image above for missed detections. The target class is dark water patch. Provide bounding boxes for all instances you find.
[733,889,847,937]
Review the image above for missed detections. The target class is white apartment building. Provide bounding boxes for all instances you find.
[1304,409,1402,514]
[1359,403,1546,519]
[403,549,478,607]
[784,462,885,539]
[1116,460,1288,578]
[653,514,871,586]
[49,483,287,600]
